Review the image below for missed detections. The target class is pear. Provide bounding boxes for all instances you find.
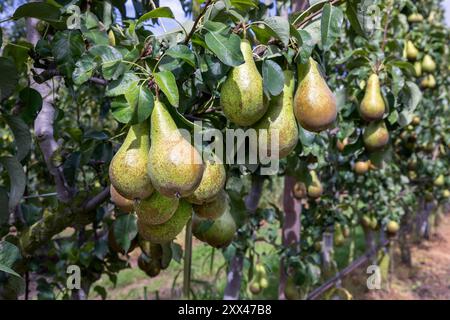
[292,181,307,199]
[254,70,298,158]
[192,209,236,248]
[307,170,323,198]
[407,13,424,23]
[406,41,419,61]
[354,160,370,174]
[421,54,436,72]
[420,74,436,88]
[193,189,228,219]
[110,185,134,213]
[220,39,266,126]
[138,200,192,244]
[411,116,420,126]
[443,190,450,198]
[187,154,226,205]
[434,174,445,187]
[334,226,345,247]
[336,137,348,152]
[363,120,389,151]
[361,215,371,228]
[284,276,301,300]
[359,74,385,121]
[148,100,204,198]
[414,61,422,77]
[294,58,337,132]
[135,192,179,225]
[386,221,399,235]
[109,121,154,200]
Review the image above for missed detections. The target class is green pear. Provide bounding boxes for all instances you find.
[148,100,204,198]
[220,39,266,126]
[138,200,192,244]
[434,174,445,187]
[109,121,154,200]
[193,189,228,219]
[359,74,385,121]
[192,209,236,248]
[294,58,337,132]
[254,70,298,158]
[406,41,419,61]
[110,185,134,213]
[363,120,389,151]
[407,13,424,23]
[187,153,226,205]
[414,61,422,77]
[284,276,301,300]
[420,74,436,88]
[135,192,179,225]
[307,170,323,198]
[421,54,436,72]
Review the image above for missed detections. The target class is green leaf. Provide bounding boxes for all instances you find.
[13,3,61,22]
[19,88,42,124]
[89,45,125,80]
[0,241,22,278]
[83,30,109,46]
[4,115,31,162]
[262,60,284,96]
[262,16,290,46]
[321,4,344,50]
[0,187,8,225]
[204,31,244,67]
[292,28,314,64]
[346,0,365,37]
[113,214,137,253]
[0,156,26,212]
[154,71,179,107]
[111,96,132,124]
[73,54,98,85]
[51,31,85,76]
[106,72,140,97]
[165,45,196,67]
[230,0,258,10]
[136,7,174,27]
[0,57,18,101]
[124,82,154,124]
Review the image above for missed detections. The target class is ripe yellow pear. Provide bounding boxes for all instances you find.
[421,54,436,72]
[147,100,204,198]
[407,13,424,23]
[359,74,385,121]
[109,121,154,200]
[354,160,370,175]
[294,58,337,132]
[110,185,134,212]
[363,120,389,151]
[386,221,399,235]
[414,61,422,77]
[406,41,419,61]
[254,70,298,158]
[307,170,323,198]
[220,39,266,126]
[421,74,436,88]
[434,174,445,187]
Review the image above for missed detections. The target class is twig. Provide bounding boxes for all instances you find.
[296,0,345,29]
[380,3,393,53]
[183,0,213,45]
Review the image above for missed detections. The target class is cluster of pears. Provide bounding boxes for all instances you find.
[221,38,336,161]
[248,263,269,295]
[334,223,350,247]
[360,214,379,231]
[404,35,437,89]
[109,98,234,248]
[359,73,389,151]
[292,170,324,199]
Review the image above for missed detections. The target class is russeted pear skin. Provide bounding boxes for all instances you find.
[193,189,228,219]
[192,210,236,248]
[294,58,337,132]
[421,54,436,72]
[109,121,154,200]
[406,41,419,61]
[148,100,204,198]
[138,200,192,244]
[220,39,266,126]
[135,192,179,225]
[307,170,323,198]
[254,70,298,158]
[363,121,389,151]
[359,74,385,121]
[110,185,134,213]
[187,154,226,205]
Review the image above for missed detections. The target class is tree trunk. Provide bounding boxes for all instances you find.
[223,175,264,300]
[399,210,412,267]
[278,176,301,299]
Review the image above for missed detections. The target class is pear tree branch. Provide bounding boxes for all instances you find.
[183,0,213,45]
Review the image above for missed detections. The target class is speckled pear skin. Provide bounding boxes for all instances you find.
[138,200,192,244]
[187,154,226,205]
[110,185,134,213]
[363,120,389,151]
[255,70,298,159]
[294,58,337,132]
[147,100,204,198]
[135,192,179,225]
[359,74,385,121]
[109,121,154,200]
[193,189,228,219]
[192,209,236,248]
[220,39,267,126]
